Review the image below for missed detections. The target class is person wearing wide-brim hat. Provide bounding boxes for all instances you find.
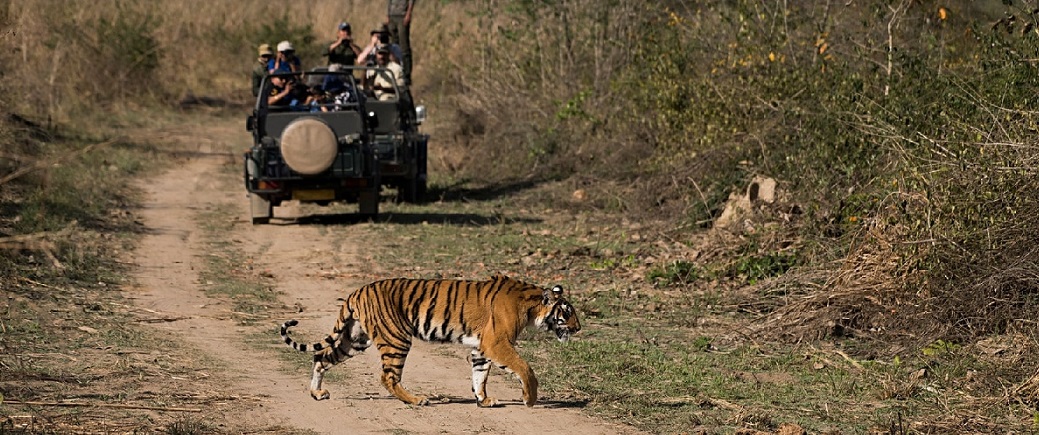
[252,43,274,97]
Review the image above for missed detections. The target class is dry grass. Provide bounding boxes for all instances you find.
[3,0,460,118]
[754,193,934,345]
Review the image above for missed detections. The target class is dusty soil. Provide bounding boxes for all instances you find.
[124,116,634,434]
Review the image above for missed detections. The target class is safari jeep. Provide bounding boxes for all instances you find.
[244,67,428,224]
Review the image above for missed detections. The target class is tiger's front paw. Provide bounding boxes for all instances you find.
[310,389,330,401]
[477,396,500,408]
[412,396,430,406]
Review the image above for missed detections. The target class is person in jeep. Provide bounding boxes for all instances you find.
[269,40,301,74]
[326,21,361,69]
[369,45,404,101]
[252,43,274,97]
[267,75,308,110]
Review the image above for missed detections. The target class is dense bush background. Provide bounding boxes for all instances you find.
[440,0,1039,344]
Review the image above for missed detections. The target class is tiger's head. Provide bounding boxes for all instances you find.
[539,285,581,342]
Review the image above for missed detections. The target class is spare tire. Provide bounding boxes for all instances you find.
[280,117,338,175]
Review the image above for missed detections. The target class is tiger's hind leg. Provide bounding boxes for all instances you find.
[378,341,430,406]
[470,349,499,407]
[310,320,372,400]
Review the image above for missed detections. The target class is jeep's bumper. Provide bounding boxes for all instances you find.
[243,145,378,204]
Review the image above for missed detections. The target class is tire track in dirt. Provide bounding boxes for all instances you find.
[126,118,634,434]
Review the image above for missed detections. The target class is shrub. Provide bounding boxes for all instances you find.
[90,4,163,97]
[647,260,700,287]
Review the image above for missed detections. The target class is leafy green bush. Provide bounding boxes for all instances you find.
[647,260,700,287]
[729,251,797,285]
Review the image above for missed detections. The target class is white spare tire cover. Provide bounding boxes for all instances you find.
[280,117,337,175]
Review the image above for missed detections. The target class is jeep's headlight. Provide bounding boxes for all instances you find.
[415,105,426,125]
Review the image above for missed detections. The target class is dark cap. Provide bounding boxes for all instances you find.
[338,21,351,31]
[376,44,391,54]
[370,24,388,35]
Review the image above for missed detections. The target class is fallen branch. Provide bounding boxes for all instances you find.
[0,223,79,270]
[0,137,119,187]
[16,276,61,288]
[0,151,31,162]
[0,238,64,269]
[3,400,202,413]
[704,397,742,411]
[832,348,866,371]
[135,316,193,323]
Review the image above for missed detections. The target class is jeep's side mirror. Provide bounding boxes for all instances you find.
[415,105,426,125]
[246,115,255,132]
[366,111,379,128]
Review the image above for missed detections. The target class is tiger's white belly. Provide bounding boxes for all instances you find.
[461,335,481,348]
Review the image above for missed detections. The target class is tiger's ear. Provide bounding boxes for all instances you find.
[542,285,564,305]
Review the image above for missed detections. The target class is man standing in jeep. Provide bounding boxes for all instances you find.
[386,0,414,86]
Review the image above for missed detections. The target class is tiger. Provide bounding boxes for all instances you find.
[279,275,581,407]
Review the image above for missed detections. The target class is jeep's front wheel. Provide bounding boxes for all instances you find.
[250,193,272,224]
[397,176,427,204]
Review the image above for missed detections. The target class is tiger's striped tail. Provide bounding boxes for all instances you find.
[280,319,337,352]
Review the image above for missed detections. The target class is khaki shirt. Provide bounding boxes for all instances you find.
[371,62,404,101]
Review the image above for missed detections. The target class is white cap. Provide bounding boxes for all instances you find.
[277,40,294,52]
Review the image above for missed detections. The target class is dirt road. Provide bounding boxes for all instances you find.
[125,117,633,434]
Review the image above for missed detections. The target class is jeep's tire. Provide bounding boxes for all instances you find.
[416,176,427,202]
[280,117,338,175]
[398,139,428,203]
[397,178,414,204]
[359,190,379,217]
[250,193,272,225]
[398,176,426,204]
